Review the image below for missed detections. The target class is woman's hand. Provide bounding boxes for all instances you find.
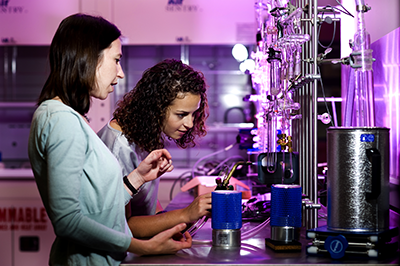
[126,193,212,238]
[138,149,174,181]
[126,149,174,194]
[128,223,192,255]
[182,192,212,222]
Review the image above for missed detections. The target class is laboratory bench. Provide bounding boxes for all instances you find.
[0,169,398,265]
[122,192,400,266]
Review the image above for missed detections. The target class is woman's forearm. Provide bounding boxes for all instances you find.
[127,209,188,238]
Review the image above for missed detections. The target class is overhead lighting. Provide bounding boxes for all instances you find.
[232,44,249,62]
[239,59,255,74]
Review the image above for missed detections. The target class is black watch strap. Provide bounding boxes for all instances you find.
[123,176,138,195]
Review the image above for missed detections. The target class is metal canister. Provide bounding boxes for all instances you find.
[327,127,390,232]
[270,184,302,242]
[212,191,242,248]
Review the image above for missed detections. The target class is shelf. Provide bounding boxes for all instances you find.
[0,102,36,108]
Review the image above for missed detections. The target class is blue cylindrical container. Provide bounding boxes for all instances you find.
[212,190,242,247]
[212,191,242,230]
[271,184,302,227]
[270,184,302,242]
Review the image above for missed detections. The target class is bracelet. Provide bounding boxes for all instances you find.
[123,176,138,195]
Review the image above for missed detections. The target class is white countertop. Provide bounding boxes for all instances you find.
[0,168,34,179]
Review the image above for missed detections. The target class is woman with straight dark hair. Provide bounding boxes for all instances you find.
[28,13,191,266]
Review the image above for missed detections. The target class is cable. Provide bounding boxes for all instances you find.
[192,239,212,245]
[318,6,337,49]
[169,171,192,201]
[206,155,246,176]
[334,0,354,18]
[317,65,335,127]
[186,216,209,237]
[190,217,271,244]
[241,218,270,240]
[191,141,238,180]
[316,1,354,50]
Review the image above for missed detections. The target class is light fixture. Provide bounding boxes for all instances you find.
[232,44,249,62]
[239,59,255,74]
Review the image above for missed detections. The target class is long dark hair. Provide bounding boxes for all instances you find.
[113,59,209,153]
[38,13,121,115]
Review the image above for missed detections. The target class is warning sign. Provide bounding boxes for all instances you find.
[0,207,48,231]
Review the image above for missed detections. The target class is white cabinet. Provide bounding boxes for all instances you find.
[0,0,79,45]
[1,0,256,45]
[113,0,256,45]
[83,0,257,45]
[80,0,113,22]
[0,172,55,266]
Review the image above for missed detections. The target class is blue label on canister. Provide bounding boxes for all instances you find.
[211,191,242,230]
[360,134,375,142]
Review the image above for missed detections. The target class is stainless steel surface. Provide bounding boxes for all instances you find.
[212,229,241,248]
[121,192,399,265]
[271,226,299,242]
[327,127,390,231]
[122,218,398,265]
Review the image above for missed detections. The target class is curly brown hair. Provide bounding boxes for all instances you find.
[113,59,209,153]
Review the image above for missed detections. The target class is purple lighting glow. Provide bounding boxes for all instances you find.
[371,27,400,184]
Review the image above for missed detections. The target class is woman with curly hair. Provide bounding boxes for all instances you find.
[98,58,211,238]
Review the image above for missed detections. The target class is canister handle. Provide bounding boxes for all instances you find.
[366,148,381,200]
